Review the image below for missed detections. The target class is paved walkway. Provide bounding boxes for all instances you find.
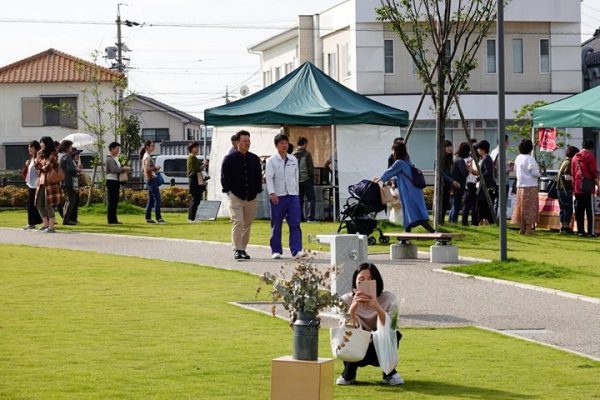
[1,227,598,361]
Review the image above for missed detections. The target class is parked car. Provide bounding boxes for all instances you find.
[154,155,209,186]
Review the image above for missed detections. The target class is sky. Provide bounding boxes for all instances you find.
[1,0,599,120]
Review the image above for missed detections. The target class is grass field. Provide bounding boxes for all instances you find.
[0,244,598,399]
[1,206,599,297]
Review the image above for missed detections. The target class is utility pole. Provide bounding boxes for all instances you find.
[115,4,125,143]
[497,0,508,261]
[224,86,231,104]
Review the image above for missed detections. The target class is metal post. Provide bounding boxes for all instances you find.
[497,0,507,261]
[331,124,337,222]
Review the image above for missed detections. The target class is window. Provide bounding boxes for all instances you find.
[4,145,29,170]
[384,39,394,74]
[327,52,337,79]
[263,70,271,87]
[540,39,550,73]
[341,43,351,77]
[163,159,187,177]
[187,128,193,141]
[285,62,293,75]
[513,39,523,73]
[142,128,170,142]
[486,39,496,73]
[21,96,77,128]
[274,66,282,81]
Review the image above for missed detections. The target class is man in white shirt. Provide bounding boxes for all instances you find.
[265,133,302,259]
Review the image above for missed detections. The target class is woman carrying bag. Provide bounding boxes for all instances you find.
[187,142,208,223]
[34,136,64,233]
[335,263,403,386]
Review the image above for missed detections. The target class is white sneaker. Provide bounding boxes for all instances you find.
[336,376,354,385]
[271,253,282,260]
[382,373,404,386]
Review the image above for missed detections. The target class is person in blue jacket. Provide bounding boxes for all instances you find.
[375,142,435,233]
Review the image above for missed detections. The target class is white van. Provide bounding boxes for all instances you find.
[154,155,209,186]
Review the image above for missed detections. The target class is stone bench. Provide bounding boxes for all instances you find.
[384,232,464,263]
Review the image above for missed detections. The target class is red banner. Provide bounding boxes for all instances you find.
[538,128,557,152]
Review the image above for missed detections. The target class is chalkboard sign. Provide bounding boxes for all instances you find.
[195,200,221,221]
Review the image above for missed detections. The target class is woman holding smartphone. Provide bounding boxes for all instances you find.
[336,263,403,386]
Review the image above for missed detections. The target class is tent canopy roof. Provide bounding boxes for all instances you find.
[533,85,600,128]
[204,62,409,127]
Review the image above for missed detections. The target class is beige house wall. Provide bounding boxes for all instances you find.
[322,29,352,89]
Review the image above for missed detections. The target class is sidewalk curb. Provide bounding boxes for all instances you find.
[435,268,600,305]
[476,325,600,362]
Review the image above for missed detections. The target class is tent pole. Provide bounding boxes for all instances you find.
[331,124,337,222]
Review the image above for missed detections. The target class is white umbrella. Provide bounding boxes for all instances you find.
[61,133,95,148]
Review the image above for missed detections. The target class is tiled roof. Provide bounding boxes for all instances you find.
[0,48,123,84]
[130,94,204,124]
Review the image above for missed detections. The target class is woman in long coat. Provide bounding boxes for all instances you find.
[376,142,434,233]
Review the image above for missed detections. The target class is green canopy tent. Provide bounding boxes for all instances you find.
[204,62,409,127]
[204,62,409,220]
[533,85,600,128]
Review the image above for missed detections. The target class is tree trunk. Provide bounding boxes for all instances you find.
[433,70,446,228]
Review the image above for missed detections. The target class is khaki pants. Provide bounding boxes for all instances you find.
[228,194,258,251]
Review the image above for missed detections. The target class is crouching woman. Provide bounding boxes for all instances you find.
[336,263,403,386]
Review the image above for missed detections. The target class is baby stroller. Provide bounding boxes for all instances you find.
[337,179,390,245]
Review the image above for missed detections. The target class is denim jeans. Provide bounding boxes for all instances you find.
[557,189,573,228]
[448,187,464,223]
[145,179,162,221]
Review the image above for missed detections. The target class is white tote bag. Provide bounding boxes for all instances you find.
[330,326,371,362]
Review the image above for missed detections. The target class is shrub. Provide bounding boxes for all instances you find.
[0,186,28,207]
[423,187,433,210]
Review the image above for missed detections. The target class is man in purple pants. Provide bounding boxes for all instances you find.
[265,133,303,259]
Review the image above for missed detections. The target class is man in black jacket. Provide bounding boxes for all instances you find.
[221,130,263,260]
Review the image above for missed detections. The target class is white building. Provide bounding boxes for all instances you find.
[249,0,583,171]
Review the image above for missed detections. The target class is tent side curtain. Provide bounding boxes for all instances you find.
[532,85,600,128]
[204,62,409,127]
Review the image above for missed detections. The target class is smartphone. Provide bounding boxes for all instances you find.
[356,280,376,299]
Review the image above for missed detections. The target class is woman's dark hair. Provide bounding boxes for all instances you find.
[188,142,199,153]
[518,139,534,155]
[392,142,409,161]
[352,263,384,297]
[297,136,308,146]
[287,143,294,154]
[582,139,594,150]
[109,141,121,151]
[444,140,452,148]
[53,141,60,151]
[139,140,154,158]
[475,139,490,153]
[39,136,55,158]
[58,140,73,153]
[29,140,41,152]
[456,142,470,158]
[565,145,579,158]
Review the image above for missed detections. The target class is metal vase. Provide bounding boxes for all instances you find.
[292,311,320,361]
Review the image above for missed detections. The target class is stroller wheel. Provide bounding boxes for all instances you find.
[379,235,390,244]
[368,236,377,246]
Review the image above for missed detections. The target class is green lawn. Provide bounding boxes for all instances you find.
[0,244,598,399]
[1,207,599,297]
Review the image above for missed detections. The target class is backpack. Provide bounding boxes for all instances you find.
[400,163,427,189]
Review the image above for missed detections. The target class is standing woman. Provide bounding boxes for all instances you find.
[35,136,63,233]
[106,142,130,224]
[556,146,578,234]
[140,140,165,224]
[448,142,471,223]
[511,139,540,234]
[23,140,43,229]
[187,142,207,223]
[375,142,435,233]
[468,140,496,225]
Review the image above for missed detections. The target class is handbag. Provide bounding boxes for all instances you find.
[380,184,394,204]
[118,171,129,183]
[577,160,595,194]
[155,173,165,186]
[330,326,371,362]
[45,166,64,185]
[546,180,558,199]
[400,163,427,189]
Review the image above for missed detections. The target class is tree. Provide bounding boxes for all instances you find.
[377,0,499,227]
[506,100,570,174]
[118,114,142,162]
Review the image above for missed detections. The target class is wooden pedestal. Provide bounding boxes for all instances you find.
[271,356,334,400]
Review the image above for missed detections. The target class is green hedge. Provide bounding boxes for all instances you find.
[0,185,192,208]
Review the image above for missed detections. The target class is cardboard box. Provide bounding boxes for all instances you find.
[271,356,334,400]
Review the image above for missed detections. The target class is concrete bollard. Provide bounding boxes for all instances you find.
[316,234,368,296]
[430,244,458,263]
[390,243,418,260]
